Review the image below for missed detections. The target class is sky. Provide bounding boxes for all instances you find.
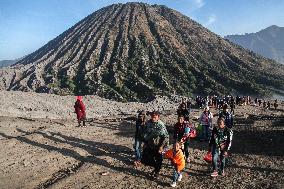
[0,0,284,60]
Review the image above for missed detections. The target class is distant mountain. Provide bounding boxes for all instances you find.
[225,25,284,64]
[0,3,284,101]
[0,59,20,68]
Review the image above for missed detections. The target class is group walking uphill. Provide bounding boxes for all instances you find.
[132,100,236,187]
[134,110,196,187]
[70,95,280,186]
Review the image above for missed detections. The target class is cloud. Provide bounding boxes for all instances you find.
[205,14,216,26]
[194,0,205,8]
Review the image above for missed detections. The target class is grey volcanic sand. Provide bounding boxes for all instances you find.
[0,91,283,189]
[0,91,179,119]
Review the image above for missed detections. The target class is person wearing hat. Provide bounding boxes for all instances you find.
[133,110,147,166]
[199,106,213,141]
[74,96,86,127]
[141,110,169,178]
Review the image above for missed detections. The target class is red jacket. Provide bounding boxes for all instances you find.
[173,121,193,141]
[74,100,86,120]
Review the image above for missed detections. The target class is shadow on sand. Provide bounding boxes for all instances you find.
[0,127,168,187]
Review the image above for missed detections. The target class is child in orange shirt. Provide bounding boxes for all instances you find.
[164,142,185,187]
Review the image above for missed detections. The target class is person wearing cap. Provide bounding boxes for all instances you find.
[199,106,213,141]
[141,111,169,178]
[74,96,86,127]
[133,110,147,166]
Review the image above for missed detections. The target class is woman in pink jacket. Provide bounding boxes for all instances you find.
[199,106,213,141]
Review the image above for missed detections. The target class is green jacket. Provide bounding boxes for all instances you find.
[144,120,169,149]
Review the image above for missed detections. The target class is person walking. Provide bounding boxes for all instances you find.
[164,142,185,187]
[209,117,233,177]
[133,110,147,166]
[74,96,86,127]
[173,115,194,163]
[199,106,213,141]
[141,111,169,178]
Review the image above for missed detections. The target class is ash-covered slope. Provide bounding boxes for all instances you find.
[0,3,284,101]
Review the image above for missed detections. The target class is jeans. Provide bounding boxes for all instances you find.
[212,146,226,172]
[134,139,143,161]
[183,140,190,159]
[202,125,210,140]
[172,169,181,182]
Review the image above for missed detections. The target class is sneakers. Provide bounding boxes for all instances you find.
[220,170,225,176]
[134,160,141,167]
[170,182,177,187]
[153,172,159,179]
[177,174,182,181]
[211,171,218,177]
[150,170,159,179]
[186,157,190,163]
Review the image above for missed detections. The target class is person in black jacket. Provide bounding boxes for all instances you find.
[209,117,233,177]
[219,104,233,129]
[173,115,194,163]
[133,110,147,166]
[177,104,190,121]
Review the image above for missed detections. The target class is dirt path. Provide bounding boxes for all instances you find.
[0,105,284,189]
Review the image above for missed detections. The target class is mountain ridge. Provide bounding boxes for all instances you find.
[225,25,284,64]
[0,3,283,101]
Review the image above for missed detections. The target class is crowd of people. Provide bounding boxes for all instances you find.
[132,99,235,187]
[73,95,280,187]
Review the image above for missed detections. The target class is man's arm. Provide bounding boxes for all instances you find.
[224,128,233,151]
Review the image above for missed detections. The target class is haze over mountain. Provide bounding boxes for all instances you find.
[225,25,284,64]
[0,58,21,68]
[0,3,283,102]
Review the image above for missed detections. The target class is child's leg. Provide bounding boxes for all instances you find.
[212,148,219,171]
[220,151,226,172]
[172,169,179,182]
[134,139,141,161]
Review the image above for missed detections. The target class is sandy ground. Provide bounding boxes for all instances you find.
[0,92,283,189]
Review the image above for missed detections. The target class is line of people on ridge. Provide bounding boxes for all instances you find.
[133,104,233,187]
